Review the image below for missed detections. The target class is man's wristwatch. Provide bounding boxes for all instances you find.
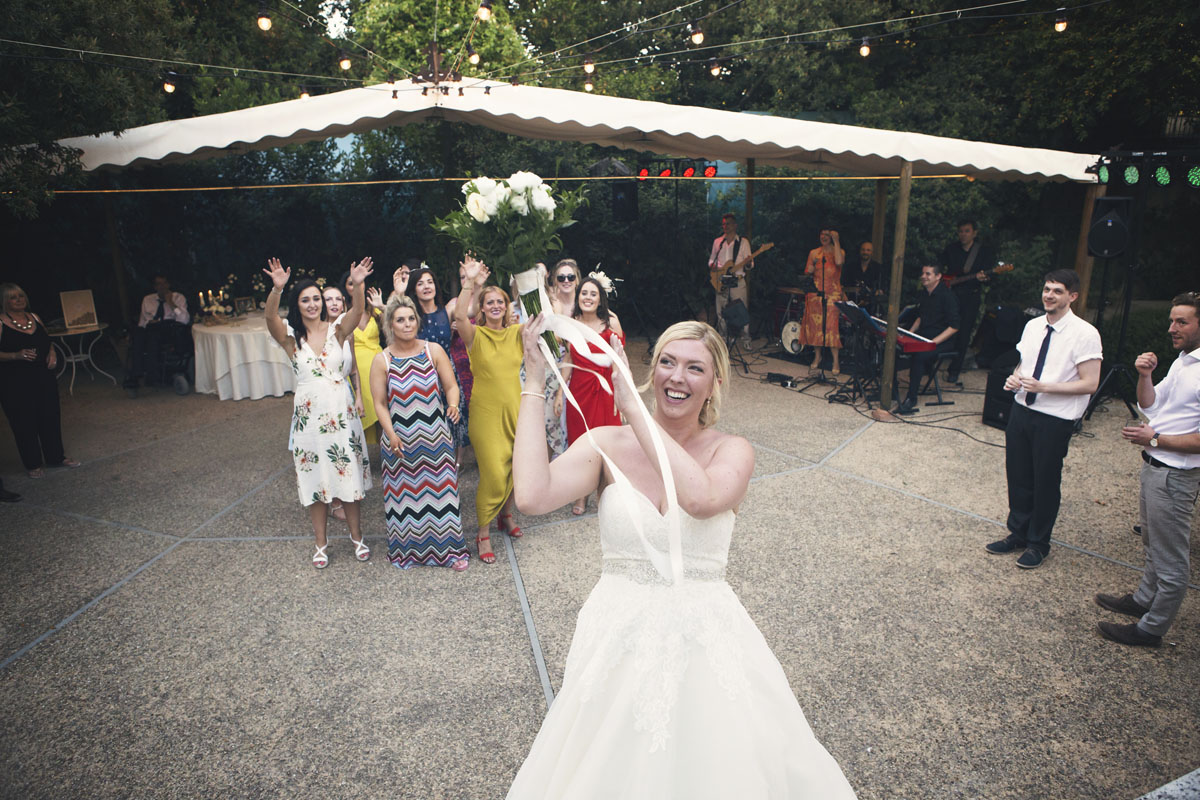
[1149,430,1159,448]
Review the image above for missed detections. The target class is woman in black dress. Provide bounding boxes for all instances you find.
[0,283,81,478]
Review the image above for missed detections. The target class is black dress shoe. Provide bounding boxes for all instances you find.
[894,399,919,416]
[1016,548,1047,569]
[0,488,21,503]
[1095,592,1149,619]
[1097,621,1161,647]
[985,536,1025,554]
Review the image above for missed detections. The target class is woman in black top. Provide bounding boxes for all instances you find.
[0,283,81,477]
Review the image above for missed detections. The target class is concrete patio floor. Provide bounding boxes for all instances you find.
[1,338,1197,800]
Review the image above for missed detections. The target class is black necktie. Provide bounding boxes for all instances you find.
[1025,326,1053,406]
[154,298,165,321]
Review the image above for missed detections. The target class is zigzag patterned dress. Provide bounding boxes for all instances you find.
[381,343,468,569]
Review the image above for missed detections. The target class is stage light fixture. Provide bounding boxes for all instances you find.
[688,22,704,46]
[1123,165,1140,185]
[1054,11,1068,33]
[162,72,177,93]
[682,165,696,178]
[708,58,721,77]
[859,38,871,57]
[1097,165,1109,184]
[467,46,480,65]
[703,164,718,178]
[1154,166,1171,186]
[1188,165,1200,188]
[476,0,493,21]
[583,55,595,74]
[637,167,650,181]
[338,51,352,71]
[257,7,272,31]
[659,167,673,178]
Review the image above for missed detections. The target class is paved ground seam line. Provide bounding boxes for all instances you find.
[503,532,556,710]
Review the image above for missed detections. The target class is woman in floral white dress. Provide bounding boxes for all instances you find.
[263,256,375,569]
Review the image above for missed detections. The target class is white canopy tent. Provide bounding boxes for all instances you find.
[61,78,1097,183]
[59,78,1102,409]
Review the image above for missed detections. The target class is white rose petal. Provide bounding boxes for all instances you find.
[473,177,498,197]
[510,193,530,216]
[507,171,542,193]
[530,187,556,215]
[466,192,491,223]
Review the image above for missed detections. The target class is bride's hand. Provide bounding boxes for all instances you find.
[521,312,550,385]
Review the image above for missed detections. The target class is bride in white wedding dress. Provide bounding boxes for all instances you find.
[508,318,857,799]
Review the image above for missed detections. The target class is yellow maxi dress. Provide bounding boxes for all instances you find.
[468,324,523,526]
[352,314,384,438]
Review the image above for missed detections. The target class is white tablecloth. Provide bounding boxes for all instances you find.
[192,313,295,401]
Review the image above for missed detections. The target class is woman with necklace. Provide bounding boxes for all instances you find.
[369,294,468,570]
[562,274,625,515]
[263,258,374,569]
[454,256,525,564]
[0,283,80,478]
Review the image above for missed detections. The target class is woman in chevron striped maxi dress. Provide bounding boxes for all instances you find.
[369,295,469,571]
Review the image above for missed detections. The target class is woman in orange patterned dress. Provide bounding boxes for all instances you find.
[799,228,845,374]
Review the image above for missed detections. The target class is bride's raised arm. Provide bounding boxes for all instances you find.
[612,335,754,519]
[513,315,603,515]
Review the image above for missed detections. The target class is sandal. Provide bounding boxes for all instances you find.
[571,501,586,516]
[352,536,370,562]
[451,556,469,572]
[499,512,522,539]
[476,535,496,564]
[27,468,45,479]
[59,458,81,468]
[330,501,346,521]
[312,544,329,569]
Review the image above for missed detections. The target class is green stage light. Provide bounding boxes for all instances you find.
[1154,166,1171,186]
[1097,165,1109,184]
[1188,166,1200,188]
[1123,165,1140,185]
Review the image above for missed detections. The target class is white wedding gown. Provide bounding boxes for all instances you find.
[507,480,858,799]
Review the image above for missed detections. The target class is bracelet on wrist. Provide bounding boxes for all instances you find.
[521,390,545,399]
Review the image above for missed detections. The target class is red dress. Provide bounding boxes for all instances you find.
[565,328,625,445]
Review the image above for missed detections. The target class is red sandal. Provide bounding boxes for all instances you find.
[476,535,496,564]
[499,512,522,539]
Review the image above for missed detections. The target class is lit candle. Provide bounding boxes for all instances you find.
[208,290,214,304]
[198,291,204,307]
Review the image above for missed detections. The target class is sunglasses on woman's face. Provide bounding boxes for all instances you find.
[556,274,576,283]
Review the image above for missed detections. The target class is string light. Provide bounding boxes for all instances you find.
[392,89,399,99]
[338,50,352,71]
[257,7,272,31]
[162,71,177,93]
[467,45,480,65]
[476,0,493,22]
[582,55,595,74]
[299,85,310,99]
[708,58,721,77]
[583,75,594,92]
[687,21,704,46]
[859,38,871,57]
[1053,9,1068,32]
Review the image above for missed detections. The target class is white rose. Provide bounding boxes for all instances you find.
[510,192,530,216]
[530,186,556,215]
[507,171,542,193]
[473,177,498,197]
[466,192,491,223]
[483,185,510,216]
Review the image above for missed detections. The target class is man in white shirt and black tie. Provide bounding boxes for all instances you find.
[1095,292,1200,647]
[125,274,192,396]
[985,269,1101,569]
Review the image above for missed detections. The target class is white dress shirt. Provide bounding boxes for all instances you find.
[138,292,191,327]
[708,235,753,277]
[1142,347,1200,469]
[1012,308,1102,421]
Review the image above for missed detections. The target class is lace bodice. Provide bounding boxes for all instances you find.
[598,484,734,584]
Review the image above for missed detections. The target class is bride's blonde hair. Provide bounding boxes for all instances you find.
[639,321,728,428]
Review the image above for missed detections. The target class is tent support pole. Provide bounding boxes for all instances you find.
[1073,182,1104,316]
[880,160,912,411]
[871,178,887,256]
[744,158,755,241]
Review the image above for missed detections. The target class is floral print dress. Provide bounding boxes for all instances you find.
[287,330,372,507]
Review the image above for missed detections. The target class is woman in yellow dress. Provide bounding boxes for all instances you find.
[799,228,845,375]
[453,256,524,565]
[339,269,385,449]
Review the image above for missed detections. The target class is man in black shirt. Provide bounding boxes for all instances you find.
[896,264,960,414]
[940,219,996,383]
[844,241,886,315]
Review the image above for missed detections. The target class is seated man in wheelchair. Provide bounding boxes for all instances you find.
[124,274,193,396]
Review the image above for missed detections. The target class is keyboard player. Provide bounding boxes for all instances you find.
[896,265,960,414]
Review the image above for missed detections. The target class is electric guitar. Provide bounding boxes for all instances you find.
[710,242,774,292]
[941,263,1014,287]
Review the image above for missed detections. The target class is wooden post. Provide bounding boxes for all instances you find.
[879,160,913,410]
[1073,182,1105,316]
[871,178,887,256]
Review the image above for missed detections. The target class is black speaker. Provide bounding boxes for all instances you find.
[612,181,638,222]
[982,350,1020,430]
[1087,197,1132,258]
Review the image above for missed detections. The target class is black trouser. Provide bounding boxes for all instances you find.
[0,365,65,470]
[1004,402,1075,554]
[948,288,980,377]
[904,341,954,404]
[126,321,193,386]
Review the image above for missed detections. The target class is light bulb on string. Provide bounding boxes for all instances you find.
[467,46,480,66]
[708,58,721,77]
[583,55,595,75]
[338,50,352,71]
[299,86,310,100]
[1054,10,1068,32]
[476,0,492,21]
[257,7,272,31]
[688,22,704,46]
[583,76,595,92]
[162,72,177,93]
[859,38,871,57]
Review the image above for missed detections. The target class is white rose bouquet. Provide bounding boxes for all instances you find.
[433,172,585,347]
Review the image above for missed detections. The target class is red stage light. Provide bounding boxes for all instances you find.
[682,166,696,177]
[658,167,672,178]
[637,168,650,181]
[703,164,718,178]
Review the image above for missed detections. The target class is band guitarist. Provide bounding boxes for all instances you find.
[940,218,997,383]
[708,213,754,344]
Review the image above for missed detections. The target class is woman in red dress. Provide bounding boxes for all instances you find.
[563,274,625,515]
[799,228,845,374]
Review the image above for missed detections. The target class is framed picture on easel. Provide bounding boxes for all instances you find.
[60,290,98,330]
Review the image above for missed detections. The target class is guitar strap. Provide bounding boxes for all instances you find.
[962,241,981,275]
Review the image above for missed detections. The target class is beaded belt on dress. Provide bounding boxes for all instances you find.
[601,558,725,585]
